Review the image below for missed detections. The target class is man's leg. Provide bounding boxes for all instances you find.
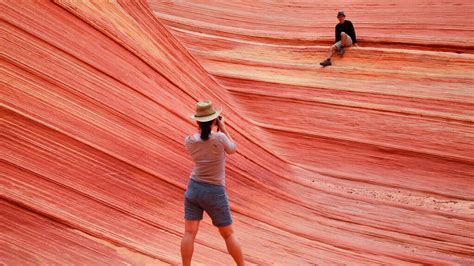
[341,32,348,46]
[326,44,337,59]
[219,224,244,266]
[321,44,338,66]
[339,33,353,56]
[338,32,349,55]
[181,220,200,266]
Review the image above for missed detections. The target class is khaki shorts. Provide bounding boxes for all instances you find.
[334,35,353,49]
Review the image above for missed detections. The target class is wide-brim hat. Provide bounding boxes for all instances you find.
[190,100,222,122]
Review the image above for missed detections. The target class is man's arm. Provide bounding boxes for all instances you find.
[349,21,357,44]
[335,25,341,43]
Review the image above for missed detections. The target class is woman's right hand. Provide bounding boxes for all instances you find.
[217,115,234,145]
[217,116,226,132]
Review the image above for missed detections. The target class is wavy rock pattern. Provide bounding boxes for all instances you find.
[2,1,474,264]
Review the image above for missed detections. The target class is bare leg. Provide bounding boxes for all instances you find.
[219,225,244,265]
[181,220,200,266]
[326,45,337,59]
[341,32,348,46]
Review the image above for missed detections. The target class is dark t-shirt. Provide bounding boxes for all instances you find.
[335,20,357,43]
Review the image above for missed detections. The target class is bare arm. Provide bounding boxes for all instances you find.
[217,116,236,153]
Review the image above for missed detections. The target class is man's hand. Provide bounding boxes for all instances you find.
[354,43,359,47]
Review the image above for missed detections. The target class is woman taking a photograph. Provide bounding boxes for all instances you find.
[181,100,244,266]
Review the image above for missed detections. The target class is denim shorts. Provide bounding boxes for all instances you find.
[184,179,232,227]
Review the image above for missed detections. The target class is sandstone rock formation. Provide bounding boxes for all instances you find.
[2,1,473,264]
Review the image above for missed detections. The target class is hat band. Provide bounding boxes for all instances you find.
[195,111,216,117]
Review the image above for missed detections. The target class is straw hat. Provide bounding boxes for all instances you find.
[190,100,221,122]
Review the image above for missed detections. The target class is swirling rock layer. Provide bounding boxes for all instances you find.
[2,1,473,264]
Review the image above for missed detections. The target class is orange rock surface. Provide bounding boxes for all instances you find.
[2,1,473,264]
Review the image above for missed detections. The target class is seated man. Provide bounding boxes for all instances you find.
[320,11,358,67]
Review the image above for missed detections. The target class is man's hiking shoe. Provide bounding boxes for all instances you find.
[320,59,332,67]
[338,47,345,56]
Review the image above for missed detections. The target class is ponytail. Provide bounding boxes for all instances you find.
[199,120,215,141]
